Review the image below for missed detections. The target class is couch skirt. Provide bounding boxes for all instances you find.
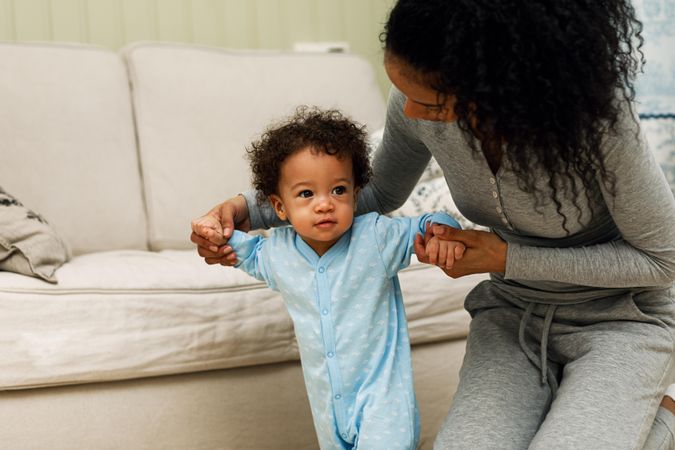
[0,338,466,450]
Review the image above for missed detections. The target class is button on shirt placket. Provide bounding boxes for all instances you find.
[490,177,511,229]
[315,265,348,439]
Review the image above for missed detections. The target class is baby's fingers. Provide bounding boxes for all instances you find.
[444,249,456,270]
[426,238,440,266]
[201,225,226,246]
[437,241,448,268]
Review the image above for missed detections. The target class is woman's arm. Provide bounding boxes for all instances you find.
[504,111,675,287]
[356,87,434,215]
[422,108,675,287]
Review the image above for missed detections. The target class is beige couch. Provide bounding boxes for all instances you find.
[0,42,486,450]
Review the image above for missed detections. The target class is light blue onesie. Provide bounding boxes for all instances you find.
[228,211,460,450]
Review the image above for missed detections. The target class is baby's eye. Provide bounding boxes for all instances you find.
[332,186,346,195]
[298,190,313,198]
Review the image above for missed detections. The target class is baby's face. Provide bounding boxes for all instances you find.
[270,147,357,256]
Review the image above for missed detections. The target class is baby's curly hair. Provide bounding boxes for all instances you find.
[382,0,644,232]
[247,107,372,205]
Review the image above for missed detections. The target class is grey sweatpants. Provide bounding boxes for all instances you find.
[434,281,675,450]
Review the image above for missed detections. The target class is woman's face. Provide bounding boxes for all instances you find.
[384,54,458,122]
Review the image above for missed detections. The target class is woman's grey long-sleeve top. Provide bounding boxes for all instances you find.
[244,88,675,301]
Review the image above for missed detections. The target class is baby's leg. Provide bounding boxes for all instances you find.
[355,400,419,450]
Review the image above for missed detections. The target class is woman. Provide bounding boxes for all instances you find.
[192,0,675,448]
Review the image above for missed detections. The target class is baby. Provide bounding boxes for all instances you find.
[192,108,464,450]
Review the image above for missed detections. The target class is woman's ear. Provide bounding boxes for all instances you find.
[269,194,287,221]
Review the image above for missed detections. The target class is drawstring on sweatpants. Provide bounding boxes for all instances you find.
[518,303,559,396]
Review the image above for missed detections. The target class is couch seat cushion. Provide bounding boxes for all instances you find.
[0,250,484,390]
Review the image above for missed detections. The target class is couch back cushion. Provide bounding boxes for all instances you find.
[0,43,147,254]
[124,43,386,250]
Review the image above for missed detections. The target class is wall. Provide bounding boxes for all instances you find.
[635,0,675,113]
[0,0,395,95]
[634,0,675,192]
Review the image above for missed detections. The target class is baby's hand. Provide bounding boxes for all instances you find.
[424,236,466,270]
[191,214,227,248]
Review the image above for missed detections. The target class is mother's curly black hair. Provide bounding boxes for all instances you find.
[247,107,372,205]
[382,0,644,230]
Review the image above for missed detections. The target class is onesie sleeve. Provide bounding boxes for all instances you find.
[505,106,675,288]
[228,230,275,288]
[374,212,461,277]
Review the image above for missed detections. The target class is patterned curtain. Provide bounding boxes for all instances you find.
[635,0,675,193]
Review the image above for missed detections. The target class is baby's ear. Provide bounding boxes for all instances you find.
[269,194,287,221]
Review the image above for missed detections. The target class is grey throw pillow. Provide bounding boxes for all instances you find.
[0,187,70,283]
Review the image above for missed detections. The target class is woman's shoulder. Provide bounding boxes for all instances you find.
[388,85,407,106]
[385,86,412,126]
[601,99,643,158]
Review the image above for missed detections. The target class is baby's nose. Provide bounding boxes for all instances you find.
[315,196,334,211]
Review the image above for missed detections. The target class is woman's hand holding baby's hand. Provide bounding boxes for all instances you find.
[190,195,250,266]
[414,224,508,278]
[424,235,465,270]
[191,215,225,245]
